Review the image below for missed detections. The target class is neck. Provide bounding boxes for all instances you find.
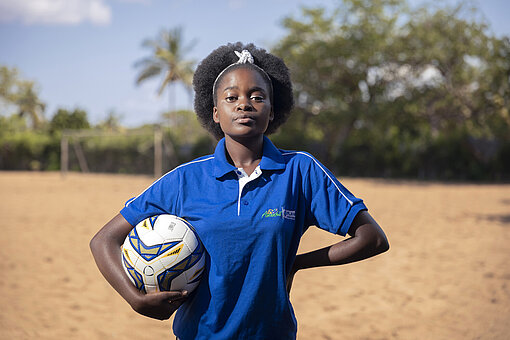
[224,135,264,171]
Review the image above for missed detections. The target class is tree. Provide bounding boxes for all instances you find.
[273,0,405,165]
[134,27,196,112]
[0,66,18,103]
[392,3,510,175]
[96,109,122,132]
[16,81,46,130]
[0,65,46,130]
[49,108,90,134]
[273,0,510,179]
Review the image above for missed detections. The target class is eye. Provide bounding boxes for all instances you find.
[250,94,265,102]
[225,95,237,103]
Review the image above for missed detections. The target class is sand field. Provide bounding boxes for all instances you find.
[0,171,509,339]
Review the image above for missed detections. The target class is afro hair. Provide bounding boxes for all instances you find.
[193,42,294,140]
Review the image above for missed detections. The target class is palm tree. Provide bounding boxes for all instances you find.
[134,27,197,171]
[16,81,46,130]
[1,66,45,130]
[134,27,196,114]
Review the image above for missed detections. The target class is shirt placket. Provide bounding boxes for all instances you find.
[235,166,262,216]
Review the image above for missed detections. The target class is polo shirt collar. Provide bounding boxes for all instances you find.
[213,136,286,178]
[259,135,286,171]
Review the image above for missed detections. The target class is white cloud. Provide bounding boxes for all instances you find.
[0,0,111,26]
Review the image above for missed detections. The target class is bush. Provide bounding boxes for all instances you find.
[0,130,58,170]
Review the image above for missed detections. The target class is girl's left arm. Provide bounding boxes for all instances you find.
[287,210,389,292]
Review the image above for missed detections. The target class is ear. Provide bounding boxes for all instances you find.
[269,109,274,122]
[213,107,220,123]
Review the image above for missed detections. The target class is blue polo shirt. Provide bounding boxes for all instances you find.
[120,136,367,340]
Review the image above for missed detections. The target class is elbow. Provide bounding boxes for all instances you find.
[89,232,103,256]
[368,222,389,256]
[89,235,98,255]
[379,240,390,255]
[375,233,389,255]
[357,223,389,256]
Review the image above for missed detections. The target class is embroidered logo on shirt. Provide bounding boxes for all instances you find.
[261,207,296,220]
[261,208,282,218]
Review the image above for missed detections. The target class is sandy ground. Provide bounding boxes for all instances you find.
[0,171,509,339]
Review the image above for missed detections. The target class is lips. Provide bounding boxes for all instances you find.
[234,115,255,124]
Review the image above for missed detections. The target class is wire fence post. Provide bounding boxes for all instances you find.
[60,134,68,177]
[154,126,163,178]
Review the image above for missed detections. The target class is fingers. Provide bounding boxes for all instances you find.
[157,290,189,301]
[134,290,189,320]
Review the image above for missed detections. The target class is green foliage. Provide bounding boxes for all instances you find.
[60,116,214,174]
[0,66,19,102]
[75,130,155,174]
[0,106,214,173]
[2,9,509,180]
[0,65,46,130]
[273,0,510,180]
[162,110,215,167]
[96,110,122,131]
[50,108,91,134]
[0,119,56,170]
[0,105,91,171]
[0,114,28,135]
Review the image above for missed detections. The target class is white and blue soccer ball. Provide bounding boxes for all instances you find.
[121,214,205,294]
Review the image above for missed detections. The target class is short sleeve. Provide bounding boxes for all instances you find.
[120,170,180,227]
[303,155,367,236]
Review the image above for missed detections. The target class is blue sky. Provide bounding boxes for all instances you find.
[0,0,508,127]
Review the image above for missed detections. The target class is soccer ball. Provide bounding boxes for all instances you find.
[121,214,205,294]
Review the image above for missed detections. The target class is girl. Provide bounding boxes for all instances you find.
[90,42,389,339]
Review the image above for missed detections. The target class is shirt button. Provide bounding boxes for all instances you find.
[242,200,249,205]
[236,170,242,176]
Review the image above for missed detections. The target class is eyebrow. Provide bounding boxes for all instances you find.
[221,86,267,93]
[222,86,238,92]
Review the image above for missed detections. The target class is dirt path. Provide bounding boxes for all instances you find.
[1,172,509,339]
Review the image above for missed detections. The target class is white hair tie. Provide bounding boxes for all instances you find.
[234,50,254,64]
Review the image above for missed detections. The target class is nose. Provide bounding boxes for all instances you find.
[236,97,253,111]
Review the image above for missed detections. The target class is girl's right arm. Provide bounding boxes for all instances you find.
[89,213,188,320]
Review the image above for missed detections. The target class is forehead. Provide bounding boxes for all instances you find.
[217,66,271,92]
